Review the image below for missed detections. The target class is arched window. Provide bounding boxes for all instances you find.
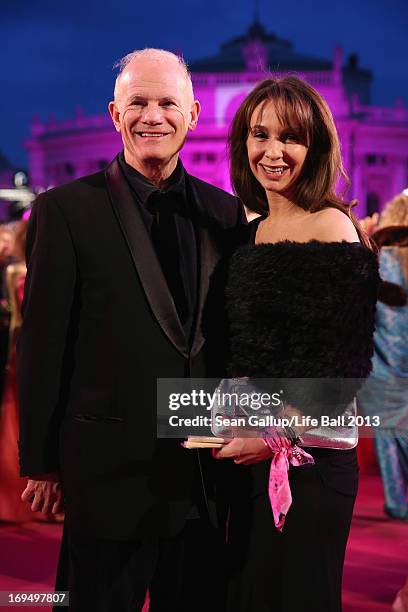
[366,192,380,216]
[224,92,248,123]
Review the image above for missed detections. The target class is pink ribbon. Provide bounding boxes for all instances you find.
[263,432,315,531]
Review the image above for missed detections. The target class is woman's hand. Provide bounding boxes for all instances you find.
[212,437,273,465]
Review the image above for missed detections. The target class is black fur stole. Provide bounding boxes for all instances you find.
[225,241,380,414]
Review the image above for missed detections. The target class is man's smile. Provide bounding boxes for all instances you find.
[135,131,170,138]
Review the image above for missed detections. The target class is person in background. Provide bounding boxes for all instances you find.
[0,226,14,403]
[359,192,408,521]
[0,220,33,522]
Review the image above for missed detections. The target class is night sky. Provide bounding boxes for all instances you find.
[1,0,407,169]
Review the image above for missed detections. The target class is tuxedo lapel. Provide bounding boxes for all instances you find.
[187,177,223,358]
[105,158,189,358]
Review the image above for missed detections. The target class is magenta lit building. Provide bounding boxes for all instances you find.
[26,21,408,216]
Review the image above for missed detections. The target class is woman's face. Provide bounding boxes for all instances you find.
[246,100,308,198]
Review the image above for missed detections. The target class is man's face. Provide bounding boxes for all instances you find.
[109,58,200,173]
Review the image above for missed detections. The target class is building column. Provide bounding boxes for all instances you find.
[352,155,365,218]
[393,157,408,195]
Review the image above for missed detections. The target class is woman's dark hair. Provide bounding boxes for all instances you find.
[228,76,370,247]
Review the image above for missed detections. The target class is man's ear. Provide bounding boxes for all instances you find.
[188,100,201,131]
[108,101,121,133]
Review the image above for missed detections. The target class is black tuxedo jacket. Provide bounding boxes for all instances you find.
[17,156,245,540]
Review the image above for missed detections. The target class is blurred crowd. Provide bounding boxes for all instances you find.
[360,192,408,526]
[0,219,36,522]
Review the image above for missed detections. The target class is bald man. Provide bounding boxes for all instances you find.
[17,49,245,611]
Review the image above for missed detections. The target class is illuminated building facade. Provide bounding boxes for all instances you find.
[26,21,408,215]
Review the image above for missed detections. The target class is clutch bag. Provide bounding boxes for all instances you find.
[298,398,358,450]
[211,378,358,450]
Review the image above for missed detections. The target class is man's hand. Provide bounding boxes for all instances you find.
[21,472,63,514]
[212,437,273,465]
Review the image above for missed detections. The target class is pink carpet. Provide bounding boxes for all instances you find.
[0,473,406,611]
[343,473,408,611]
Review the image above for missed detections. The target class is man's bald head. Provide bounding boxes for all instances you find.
[113,48,194,104]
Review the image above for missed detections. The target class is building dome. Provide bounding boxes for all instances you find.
[189,19,331,73]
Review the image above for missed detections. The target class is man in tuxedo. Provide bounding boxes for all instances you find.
[17,49,244,611]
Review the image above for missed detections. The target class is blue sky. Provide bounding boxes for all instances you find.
[1,0,406,168]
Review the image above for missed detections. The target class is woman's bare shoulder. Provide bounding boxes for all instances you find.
[308,207,360,243]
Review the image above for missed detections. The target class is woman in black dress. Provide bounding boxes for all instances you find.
[213,77,380,612]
